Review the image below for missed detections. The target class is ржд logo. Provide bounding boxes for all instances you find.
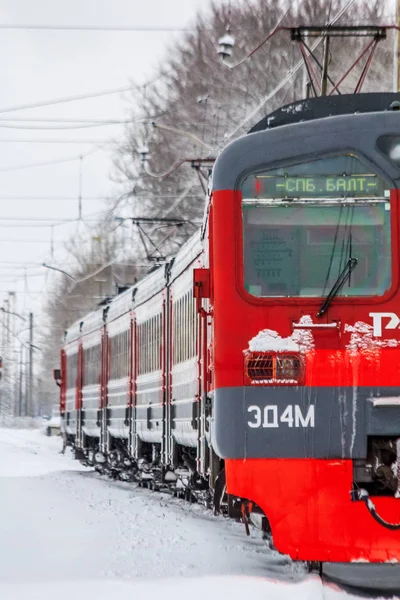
[369,312,400,337]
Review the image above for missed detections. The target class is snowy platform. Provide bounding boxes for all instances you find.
[0,428,391,599]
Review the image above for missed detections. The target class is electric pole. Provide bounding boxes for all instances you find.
[28,312,33,417]
[18,344,23,417]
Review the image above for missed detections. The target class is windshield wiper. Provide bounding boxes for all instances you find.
[316,257,358,318]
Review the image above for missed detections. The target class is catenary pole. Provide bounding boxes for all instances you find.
[18,344,23,417]
[28,312,33,416]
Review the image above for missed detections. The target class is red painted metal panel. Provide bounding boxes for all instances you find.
[75,344,83,410]
[60,349,66,414]
[226,457,400,562]
[211,186,400,562]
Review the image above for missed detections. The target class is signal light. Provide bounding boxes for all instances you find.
[245,352,304,385]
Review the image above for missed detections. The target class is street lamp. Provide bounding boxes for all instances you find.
[1,307,26,322]
[42,263,75,281]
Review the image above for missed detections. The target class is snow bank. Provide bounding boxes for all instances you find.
[0,428,86,477]
[0,416,41,429]
[0,575,361,600]
[0,429,385,600]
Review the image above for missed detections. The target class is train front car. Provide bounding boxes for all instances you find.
[210,94,400,566]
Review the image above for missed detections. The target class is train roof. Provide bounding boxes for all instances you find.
[249,92,400,133]
[134,263,167,308]
[80,309,104,336]
[213,105,400,191]
[106,285,134,323]
[64,319,82,345]
[169,229,202,284]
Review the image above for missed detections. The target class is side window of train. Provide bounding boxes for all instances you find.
[67,352,78,389]
[241,154,392,299]
[172,291,197,365]
[138,314,162,375]
[109,330,130,380]
[83,345,101,386]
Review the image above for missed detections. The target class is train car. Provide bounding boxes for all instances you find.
[80,309,103,449]
[168,231,204,464]
[58,92,400,580]
[210,92,400,569]
[62,319,81,444]
[105,287,132,452]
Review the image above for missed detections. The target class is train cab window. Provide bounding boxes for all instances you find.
[241,154,391,298]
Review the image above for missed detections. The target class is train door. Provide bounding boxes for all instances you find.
[128,314,137,458]
[75,343,84,450]
[193,268,214,480]
[100,324,109,454]
[60,349,66,417]
[161,296,168,465]
[165,287,174,466]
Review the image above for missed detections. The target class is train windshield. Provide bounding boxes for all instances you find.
[241,155,392,298]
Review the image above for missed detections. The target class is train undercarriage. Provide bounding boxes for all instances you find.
[67,429,400,524]
[67,433,229,513]
[62,430,400,595]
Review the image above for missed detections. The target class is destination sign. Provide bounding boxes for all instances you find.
[255,174,384,198]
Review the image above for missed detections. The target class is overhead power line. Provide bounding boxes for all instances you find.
[0,212,105,223]
[0,195,107,200]
[218,0,359,147]
[0,223,101,228]
[0,194,201,200]
[0,121,128,130]
[0,24,194,32]
[0,239,111,244]
[0,70,167,116]
[0,117,129,123]
[0,139,119,144]
[0,85,133,115]
[0,147,99,172]
[0,261,145,266]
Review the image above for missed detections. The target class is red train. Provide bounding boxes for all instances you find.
[57,92,400,577]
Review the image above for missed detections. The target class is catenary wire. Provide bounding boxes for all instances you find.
[221,0,299,70]
[217,0,359,149]
[0,139,119,144]
[0,24,197,32]
[0,122,129,130]
[0,117,131,123]
[0,70,168,116]
[0,85,133,115]
[0,147,100,172]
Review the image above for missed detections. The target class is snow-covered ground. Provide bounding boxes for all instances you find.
[0,428,392,599]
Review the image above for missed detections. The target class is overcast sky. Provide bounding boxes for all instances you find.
[0,0,211,343]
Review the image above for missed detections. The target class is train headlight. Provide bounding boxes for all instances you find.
[245,352,304,385]
[276,355,303,380]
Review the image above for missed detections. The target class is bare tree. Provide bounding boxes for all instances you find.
[41,0,395,413]
[113,0,393,245]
